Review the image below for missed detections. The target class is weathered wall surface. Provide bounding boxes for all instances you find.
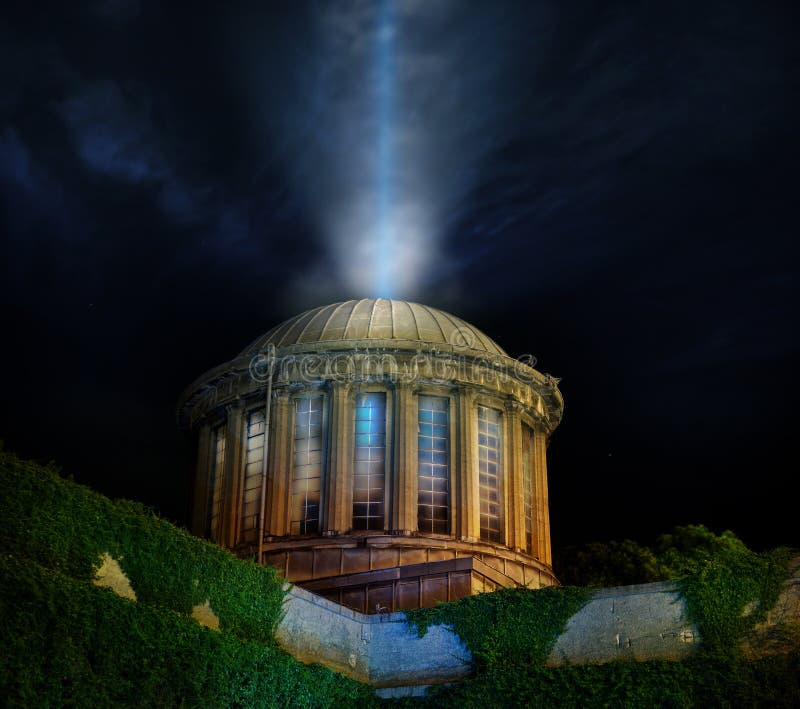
[275,585,370,680]
[275,585,471,687]
[548,581,697,665]
[276,581,698,689]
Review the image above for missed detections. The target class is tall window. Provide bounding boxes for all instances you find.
[522,424,534,554]
[241,410,265,534]
[353,392,386,530]
[291,395,324,534]
[418,395,449,534]
[477,406,502,543]
[208,424,226,541]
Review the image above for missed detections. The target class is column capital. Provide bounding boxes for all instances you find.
[393,378,415,392]
[504,399,525,417]
[274,386,291,401]
[225,398,245,416]
[457,384,475,401]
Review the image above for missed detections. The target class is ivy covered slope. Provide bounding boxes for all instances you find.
[2,446,797,707]
[400,526,798,707]
[0,448,376,707]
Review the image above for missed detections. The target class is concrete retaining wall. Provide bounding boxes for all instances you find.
[276,580,697,689]
[275,585,471,687]
[549,581,697,665]
[277,561,799,691]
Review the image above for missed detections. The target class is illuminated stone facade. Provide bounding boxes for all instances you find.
[178,299,564,613]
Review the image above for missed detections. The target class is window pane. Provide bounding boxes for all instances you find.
[208,425,226,541]
[352,393,386,530]
[417,396,449,534]
[522,425,534,555]
[291,395,324,535]
[478,406,503,543]
[240,410,267,534]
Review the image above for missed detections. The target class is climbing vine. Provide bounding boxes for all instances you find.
[397,525,796,707]
[673,536,791,657]
[0,553,376,707]
[0,447,284,643]
[406,585,590,671]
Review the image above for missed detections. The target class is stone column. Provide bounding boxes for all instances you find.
[266,389,291,536]
[391,382,417,534]
[191,423,211,537]
[324,381,353,534]
[447,390,458,536]
[455,386,478,541]
[220,400,245,548]
[532,423,552,565]
[504,401,525,552]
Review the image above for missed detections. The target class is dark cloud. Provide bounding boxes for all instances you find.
[91,0,141,26]
[59,81,167,184]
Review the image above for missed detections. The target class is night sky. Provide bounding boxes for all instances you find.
[2,1,797,553]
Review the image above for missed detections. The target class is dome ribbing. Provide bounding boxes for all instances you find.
[239,298,507,357]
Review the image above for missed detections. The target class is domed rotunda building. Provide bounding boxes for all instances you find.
[178,299,564,613]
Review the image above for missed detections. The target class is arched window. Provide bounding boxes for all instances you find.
[477,406,503,543]
[291,395,324,534]
[353,392,386,530]
[208,424,226,542]
[418,395,449,534]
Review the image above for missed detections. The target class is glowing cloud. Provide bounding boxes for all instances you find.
[237,1,548,305]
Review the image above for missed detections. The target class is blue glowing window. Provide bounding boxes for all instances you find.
[353,392,386,531]
[418,395,449,535]
[478,406,503,543]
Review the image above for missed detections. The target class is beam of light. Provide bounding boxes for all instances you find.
[247,2,526,307]
[374,0,395,298]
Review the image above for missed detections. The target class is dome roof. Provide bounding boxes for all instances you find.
[240,299,507,357]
